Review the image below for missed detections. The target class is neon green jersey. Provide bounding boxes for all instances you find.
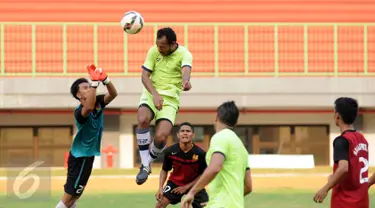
[206,128,249,208]
[142,44,192,99]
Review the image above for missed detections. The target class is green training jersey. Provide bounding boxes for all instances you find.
[141,44,192,99]
[206,128,249,208]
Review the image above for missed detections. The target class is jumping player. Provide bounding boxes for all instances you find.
[313,97,369,208]
[155,122,208,208]
[136,27,193,185]
[56,64,118,208]
[181,101,253,208]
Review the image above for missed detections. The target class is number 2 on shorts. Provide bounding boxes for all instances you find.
[76,185,85,194]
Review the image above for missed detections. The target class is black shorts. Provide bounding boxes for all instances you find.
[64,152,95,196]
[163,180,209,208]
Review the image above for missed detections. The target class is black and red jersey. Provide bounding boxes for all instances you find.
[162,143,207,186]
[331,130,369,208]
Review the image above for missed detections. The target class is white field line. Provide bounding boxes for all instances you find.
[0,173,330,181]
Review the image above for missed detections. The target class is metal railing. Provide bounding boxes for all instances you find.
[0,22,373,77]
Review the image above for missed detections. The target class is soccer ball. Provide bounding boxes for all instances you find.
[120,11,144,34]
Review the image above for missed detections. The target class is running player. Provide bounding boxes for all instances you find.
[155,122,208,208]
[136,27,193,185]
[56,64,118,208]
[181,101,253,208]
[313,97,369,208]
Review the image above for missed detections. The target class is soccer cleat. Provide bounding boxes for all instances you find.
[136,165,151,185]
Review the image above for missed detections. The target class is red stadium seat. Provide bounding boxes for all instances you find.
[247,26,275,73]
[278,26,304,73]
[35,25,63,73]
[368,26,375,73]
[187,26,215,74]
[4,25,32,73]
[218,26,245,73]
[97,26,124,73]
[66,25,94,73]
[337,26,364,73]
[308,26,335,73]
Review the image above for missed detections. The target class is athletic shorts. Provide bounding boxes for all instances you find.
[163,180,209,208]
[64,152,95,196]
[139,91,179,125]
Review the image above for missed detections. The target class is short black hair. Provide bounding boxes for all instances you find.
[334,97,358,125]
[157,27,177,44]
[217,101,239,127]
[178,122,194,133]
[70,78,89,100]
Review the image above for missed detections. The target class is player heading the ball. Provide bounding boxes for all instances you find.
[135,27,193,185]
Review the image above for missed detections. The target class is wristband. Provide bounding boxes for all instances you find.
[90,81,100,88]
[103,77,111,85]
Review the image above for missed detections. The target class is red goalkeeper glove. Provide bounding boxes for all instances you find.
[87,64,100,88]
[95,67,111,85]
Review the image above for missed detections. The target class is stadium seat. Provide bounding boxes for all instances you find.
[35,26,63,73]
[66,25,94,73]
[218,26,245,74]
[247,26,275,73]
[278,26,304,73]
[368,26,375,73]
[97,26,124,73]
[307,26,335,73]
[337,26,364,73]
[187,26,215,74]
[4,25,32,73]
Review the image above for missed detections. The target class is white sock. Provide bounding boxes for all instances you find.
[148,141,165,165]
[136,128,151,167]
[56,201,68,208]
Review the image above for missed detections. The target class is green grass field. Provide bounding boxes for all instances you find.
[0,191,329,208]
[2,190,375,208]
[1,167,375,208]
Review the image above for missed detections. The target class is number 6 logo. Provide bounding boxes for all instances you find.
[12,161,44,199]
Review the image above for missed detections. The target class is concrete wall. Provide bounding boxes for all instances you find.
[2,112,375,168]
[1,77,375,109]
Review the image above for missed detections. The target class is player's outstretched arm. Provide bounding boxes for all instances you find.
[188,153,224,196]
[81,64,100,117]
[102,81,117,105]
[368,172,375,188]
[94,67,117,105]
[244,168,252,196]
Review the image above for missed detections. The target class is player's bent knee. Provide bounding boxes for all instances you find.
[155,120,173,142]
[154,131,168,143]
[61,193,77,208]
[155,198,169,208]
[137,107,153,128]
